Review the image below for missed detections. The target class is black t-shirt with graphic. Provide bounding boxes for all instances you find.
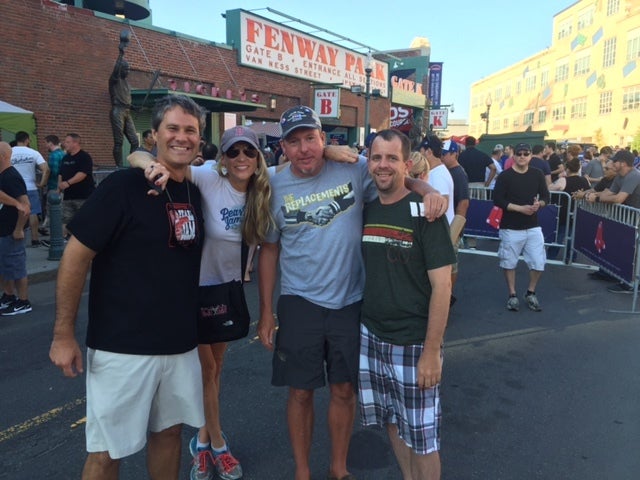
[361,192,456,345]
[68,168,204,355]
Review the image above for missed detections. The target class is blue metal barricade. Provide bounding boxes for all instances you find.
[573,200,640,313]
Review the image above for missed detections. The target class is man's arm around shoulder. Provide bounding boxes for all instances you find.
[404,176,448,222]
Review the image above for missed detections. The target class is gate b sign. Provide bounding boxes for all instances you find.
[428,108,449,130]
[314,88,340,118]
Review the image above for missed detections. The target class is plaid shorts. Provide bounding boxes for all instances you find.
[358,324,441,455]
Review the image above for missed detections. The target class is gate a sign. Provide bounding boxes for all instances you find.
[314,88,340,118]
[428,108,449,130]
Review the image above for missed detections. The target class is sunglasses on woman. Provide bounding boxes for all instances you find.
[226,147,258,159]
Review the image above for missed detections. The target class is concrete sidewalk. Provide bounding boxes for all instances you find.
[25,238,60,285]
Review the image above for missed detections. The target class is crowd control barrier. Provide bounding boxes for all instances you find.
[463,187,572,263]
[573,200,640,313]
[463,187,640,312]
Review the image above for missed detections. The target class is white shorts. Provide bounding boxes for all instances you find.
[85,348,204,459]
[498,227,546,271]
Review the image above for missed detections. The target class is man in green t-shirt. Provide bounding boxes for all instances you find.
[359,129,455,480]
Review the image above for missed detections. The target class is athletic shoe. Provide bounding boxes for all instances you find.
[524,292,542,312]
[30,240,41,247]
[40,239,51,248]
[506,296,519,311]
[607,282,633,294]
[190,450,214,480]
[0,293,17,309]
[0,299,32,315]
[212,450,243,480]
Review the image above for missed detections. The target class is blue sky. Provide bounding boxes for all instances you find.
[149,0,576,119]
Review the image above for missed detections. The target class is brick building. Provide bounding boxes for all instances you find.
[1,1,394,167]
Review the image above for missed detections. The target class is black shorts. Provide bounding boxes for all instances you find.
[272,295,361,390]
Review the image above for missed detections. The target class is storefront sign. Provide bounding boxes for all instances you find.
[390,70,426,108]
[390,106,413,133]
[234,11,388,97]
[428,108,448,130]
[314,88,340,118]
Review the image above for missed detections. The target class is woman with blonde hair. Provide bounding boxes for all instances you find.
[129,126,273,480]
[408,151,430,180]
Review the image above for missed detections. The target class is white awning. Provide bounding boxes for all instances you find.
[0,100,33,114]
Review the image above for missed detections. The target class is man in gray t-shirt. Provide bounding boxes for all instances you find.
[590,150,640,208]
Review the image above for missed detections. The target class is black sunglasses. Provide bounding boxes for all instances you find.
[515,151,531,157]
[226,147,258,159]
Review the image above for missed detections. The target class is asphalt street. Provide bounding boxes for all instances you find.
[1,251,639,479]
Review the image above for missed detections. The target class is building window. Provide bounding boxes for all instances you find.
[574,53,591,77]
[603,38,617,68]
[552,104,566,121]
[577,8,594,30]
[538,108,547,123]
[555,60,570,82]
[513,116,520,128]
[557,19,573,40]
[525,74,537,92]
[495,86,503,102]
[523,111,534,125]
[505,84,512,98]
[492,119,500,131]
[503,118,509,129]
[622,85,640,111]
[626,29,640,62]
[516,80,522,95]
[606,0,620,16]
[570,97,588,119]
[599,91,613,115]
[540,69,550,87]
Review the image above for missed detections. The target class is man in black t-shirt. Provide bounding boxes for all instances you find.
[0,142,32,315]
[458,136,496,187]
[544,141,564,182]
[493,143,550,312]
[58,133,95,236]
[49,95,206,478]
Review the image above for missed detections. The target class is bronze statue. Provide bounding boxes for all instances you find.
[109,30,139,167]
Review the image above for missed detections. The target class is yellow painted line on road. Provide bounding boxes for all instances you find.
[0,397,85,443]
[71,416,87,429]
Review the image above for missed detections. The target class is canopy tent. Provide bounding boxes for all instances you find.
[0,100,38,145]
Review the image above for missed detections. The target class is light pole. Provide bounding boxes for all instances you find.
[364,51,373,138]
[484,94,492,135]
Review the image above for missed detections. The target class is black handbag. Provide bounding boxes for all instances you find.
[197,242,250,343]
